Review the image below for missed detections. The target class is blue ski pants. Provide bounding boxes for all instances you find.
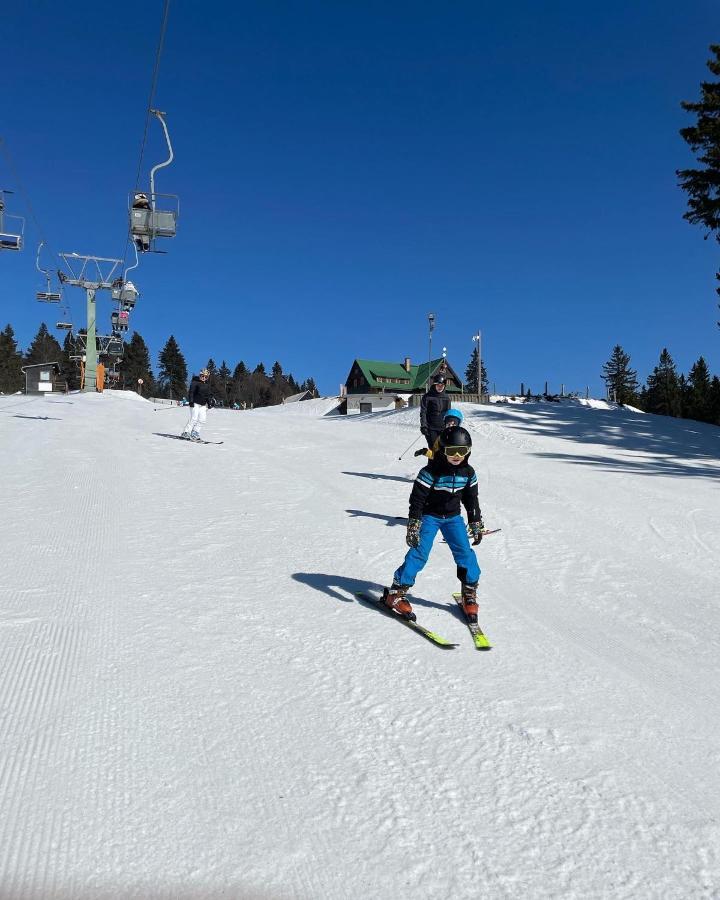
[393,514,481,587]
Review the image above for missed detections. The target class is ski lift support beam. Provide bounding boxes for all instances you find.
[58,253,124,392]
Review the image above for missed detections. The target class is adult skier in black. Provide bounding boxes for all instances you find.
[420,373,451,448]
[181,368,215,441]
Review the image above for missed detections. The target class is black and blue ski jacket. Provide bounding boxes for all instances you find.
[409,455,482,523]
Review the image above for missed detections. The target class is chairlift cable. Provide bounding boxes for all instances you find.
[0,136,75,324]
[121,0,171,269]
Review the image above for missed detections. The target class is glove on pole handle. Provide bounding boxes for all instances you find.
[398,433,423,460]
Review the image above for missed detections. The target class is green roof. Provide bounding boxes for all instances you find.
[353,358,460,391]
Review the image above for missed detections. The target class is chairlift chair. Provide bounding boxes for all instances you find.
[36,244,62,300]
[0,190,24,252]
[111,279,139,309]
[128,110,178,253]
[56,322,73,331]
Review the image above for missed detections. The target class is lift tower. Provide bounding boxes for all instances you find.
[58,254,123,392]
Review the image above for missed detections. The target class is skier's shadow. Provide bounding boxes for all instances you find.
[342,471,413,483]
[346,509,407,526]
[292,572,450,614]
[153,432,188,442]
[13,414,62,421]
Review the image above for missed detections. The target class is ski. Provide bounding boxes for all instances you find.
[356,592,458,648]
[155,433,224,445]
[452,593,492,650]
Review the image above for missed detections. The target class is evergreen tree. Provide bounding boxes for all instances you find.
[464,347,488,394]
[678,44,720,321]
[0,324,23,393]
[25,323,63,365]
[157,335,188,400]
[303,377,318,397]
[686,356,712,422]
[217,360,232,406]
[644,348,682,417]
[60,331,82,391]
[601,345,639,405]
[229,361,248,406]
[118,332,155,395]
[253,362,266,376]
[708,375,720,425]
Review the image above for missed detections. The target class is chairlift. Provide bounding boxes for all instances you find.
[128,110,179,253]
[111,309,129,333]
[0,189,25,252]
[110,279,139,310]
[56,322,73,331]
[36,242,62,301]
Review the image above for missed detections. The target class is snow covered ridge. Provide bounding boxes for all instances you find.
[0,391,719,898]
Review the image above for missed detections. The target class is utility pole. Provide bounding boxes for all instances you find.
[427,313,435,389]
[472,331,481,396]
[58,254,124,392]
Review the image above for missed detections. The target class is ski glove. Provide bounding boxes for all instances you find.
[406,518,421,548]
[468,521,484,546]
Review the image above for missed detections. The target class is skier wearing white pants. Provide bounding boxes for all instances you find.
[182,369,213,441]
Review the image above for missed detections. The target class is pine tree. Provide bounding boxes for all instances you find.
[118,332,155,395]
[60,331,82,390]
[464,347,488,394]
[229,361,248,406]
[644,349,682,417]
[0,325,23,393]
[708,375,720,425]
[601,345,639,405]
[678,44,720,322]
[686,356,712,422]
[157,335,188,400]
[25,323,63,365]
[217,361,232,406]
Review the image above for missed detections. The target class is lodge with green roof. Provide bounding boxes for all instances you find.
[343,356,462,413]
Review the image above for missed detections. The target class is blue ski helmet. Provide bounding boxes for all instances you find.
[443,408,464,426]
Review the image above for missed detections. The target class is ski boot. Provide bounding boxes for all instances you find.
[190,430,202,443]
[382,583,415,621]
[460,583,479,624]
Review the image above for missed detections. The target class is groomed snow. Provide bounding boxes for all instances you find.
[1,391,719,899]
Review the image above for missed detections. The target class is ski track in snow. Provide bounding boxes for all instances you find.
[0,393,719,899]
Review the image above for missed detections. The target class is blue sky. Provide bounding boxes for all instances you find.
[1,1,718,396]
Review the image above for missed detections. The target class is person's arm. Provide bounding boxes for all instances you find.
[409,466,434,519]
[188,382,197,406]
[461,469,481,524]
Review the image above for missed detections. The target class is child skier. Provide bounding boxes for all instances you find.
[414,408,464,458]
[384,424,484,623]
[181,369,215,441]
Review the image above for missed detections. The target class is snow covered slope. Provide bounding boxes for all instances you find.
[1,391,719,899]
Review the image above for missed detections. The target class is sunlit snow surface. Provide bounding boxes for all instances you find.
[1,390,719,899]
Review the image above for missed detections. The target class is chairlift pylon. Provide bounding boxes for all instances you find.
[129,110,179,253]
[0,189,25,252]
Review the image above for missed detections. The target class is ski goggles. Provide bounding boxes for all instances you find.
[444,445,470,458]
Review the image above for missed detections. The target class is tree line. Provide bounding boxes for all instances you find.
[0,323,318,408]
[602,345,720,425]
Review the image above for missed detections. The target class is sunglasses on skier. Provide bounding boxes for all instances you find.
[444,445,470,458]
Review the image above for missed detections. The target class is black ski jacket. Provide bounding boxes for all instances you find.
[419,387,451,433]
[188,377,212,407]
[408,454,481,523]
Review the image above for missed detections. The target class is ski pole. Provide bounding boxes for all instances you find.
[398,433,423,460]
[153,405,181,411]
